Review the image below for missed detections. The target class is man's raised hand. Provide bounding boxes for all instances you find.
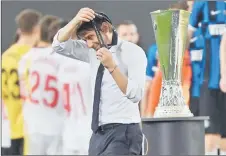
[73,8,95,26]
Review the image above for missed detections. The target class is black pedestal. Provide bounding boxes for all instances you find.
[141,117,208,156]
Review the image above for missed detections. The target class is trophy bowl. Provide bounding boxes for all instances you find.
[150,9,193,118]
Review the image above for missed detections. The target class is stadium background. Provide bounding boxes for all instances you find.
[1,1,174,52]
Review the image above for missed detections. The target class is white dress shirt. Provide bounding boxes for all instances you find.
[52,30,147,125]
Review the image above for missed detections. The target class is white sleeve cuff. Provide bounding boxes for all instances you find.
[52,29,71,49]
[126,79,142,103]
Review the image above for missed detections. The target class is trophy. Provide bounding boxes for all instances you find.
[150,9,193,118]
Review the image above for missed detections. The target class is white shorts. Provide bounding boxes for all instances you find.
[62,131,90,155]
[1,121,11,148]
[62,147,87,155]
[27,133,62,155]
[62,117,92,155]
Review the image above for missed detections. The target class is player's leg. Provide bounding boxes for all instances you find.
[9,138,24,155]
[189,75,200,116]
[189,95,200,116]
[189,62,201,116]
[23,132,29,155]
[62,147,82,155]
[62,134,79,155]
[18,138,24,155]
[65,140,89,155]
[219,92,226,155]
[1,147,11,155]
[46,134,63,155]
[26,133,46,155]
[62,122,91,155]
[199,81,221,154]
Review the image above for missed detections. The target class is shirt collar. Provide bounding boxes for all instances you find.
[108,30,124,53]
[107,30,118,50]
[110,38,123,53]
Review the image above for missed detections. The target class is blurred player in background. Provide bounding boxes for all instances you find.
[186,0,205,117]
[187,1,226,155]
[48,18,92,155]
[143,1,192,117]
[18,15,64,155]
[189,22,205,116]
[57,56,92,155]
[18,15,59,102]
[117,20,139,45]
[1,9,42,155]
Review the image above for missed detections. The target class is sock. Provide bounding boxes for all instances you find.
[205,148,218,155]
[220,150,226,155]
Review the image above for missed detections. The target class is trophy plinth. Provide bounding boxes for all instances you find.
[141,9,208,156]
[142,117,208,155]
[150,10,193,118]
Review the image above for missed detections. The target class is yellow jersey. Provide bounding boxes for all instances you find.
[1,44,31,139]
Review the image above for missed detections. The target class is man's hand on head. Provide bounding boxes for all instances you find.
[96,47,116,71]
[72,8,95,28]
[57,7,95,42]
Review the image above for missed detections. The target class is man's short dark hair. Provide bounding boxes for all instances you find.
[48,19,69,43]
[77,12,113,38]
[15,9,42,34]
[116,20,136,29]
[39,15,59,42]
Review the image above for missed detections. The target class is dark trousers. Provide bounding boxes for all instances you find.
[88,123,143,155]
[1,148,11,155]
[1,138,24,155]
[200,81,226,137]
[189,96,200,116]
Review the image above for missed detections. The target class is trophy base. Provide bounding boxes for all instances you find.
[141,116,209,156]
[154,105,194,118]
[156,80,193,118]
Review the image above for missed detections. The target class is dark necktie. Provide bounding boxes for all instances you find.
[91,29,118,133]
[91,63,105,132]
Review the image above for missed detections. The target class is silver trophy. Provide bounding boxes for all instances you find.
[150,9,193,118]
